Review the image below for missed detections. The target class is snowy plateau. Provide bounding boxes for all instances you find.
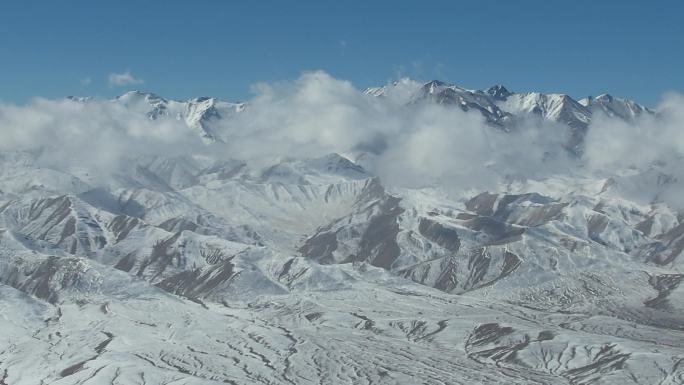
[1,75,684,385]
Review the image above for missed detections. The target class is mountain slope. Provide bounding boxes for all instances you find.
[1,83,682,384]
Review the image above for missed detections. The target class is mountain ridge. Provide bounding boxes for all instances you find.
[1,78,683,384]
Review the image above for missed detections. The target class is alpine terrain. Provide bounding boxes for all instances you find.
[1,75,683,385]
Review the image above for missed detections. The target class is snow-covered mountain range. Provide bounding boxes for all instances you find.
[1,76,683,384]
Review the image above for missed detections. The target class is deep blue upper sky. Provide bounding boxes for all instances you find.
[1,0,682,106]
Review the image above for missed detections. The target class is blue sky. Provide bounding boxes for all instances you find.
[1,0,682,106]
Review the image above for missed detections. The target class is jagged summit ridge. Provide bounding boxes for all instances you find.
[65,81,653,146]
[365,79,652,129]
[486,84,512,100]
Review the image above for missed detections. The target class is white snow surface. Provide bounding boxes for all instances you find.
[1,82,683,385]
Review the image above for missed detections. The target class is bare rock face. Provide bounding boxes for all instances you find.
[300,178,404,269]
[400,248,522,293]
[1,256,85,304]
[465,192,568,227]
[645,273,684,309]
[155,257,237,300]
[418,218,461,252]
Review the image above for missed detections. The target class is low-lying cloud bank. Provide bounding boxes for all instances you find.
[0,97,203,174]
[584,92,684,171]
[0,71,683,199]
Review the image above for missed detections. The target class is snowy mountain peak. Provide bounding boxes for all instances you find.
[486,84,512,100]
[579,93,653,121]
[116,90,166,103]
[362,79,654,134]
[498,91,592,128]
[423,79,450,92]
[596,93,614,102]
[189,96,220,105]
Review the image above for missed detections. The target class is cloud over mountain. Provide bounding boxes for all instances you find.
[0,70,682,199]
[108,71,144,86]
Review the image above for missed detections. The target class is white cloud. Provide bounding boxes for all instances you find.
[581,92,684,206]
[0,97,202,181]
[2,70,684,205]
[108,71,144,87]
[80,77,92,86]
[212,71,576,190]
[584,92,684,171]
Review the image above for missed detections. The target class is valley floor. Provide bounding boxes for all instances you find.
[2,277,684,385]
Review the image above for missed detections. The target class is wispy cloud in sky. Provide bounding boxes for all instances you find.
[108,71,144,87]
